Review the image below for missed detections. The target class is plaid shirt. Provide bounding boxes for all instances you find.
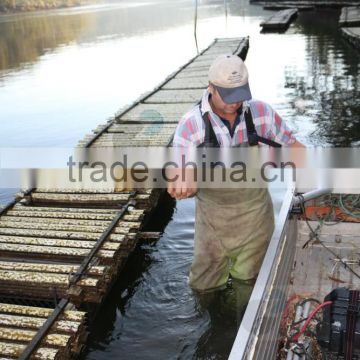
[173,89,296,147]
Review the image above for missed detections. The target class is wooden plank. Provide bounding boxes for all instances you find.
[0,235,120,251]
[0,228,128,241]
[174,69,209,79]
[341,27,360,49]
[195,53,231,61]
[115,103,193,123]
[0,314,81,333]
[184,58,215,67]
[31,193,130,204]
[182,63,212,71]
[260,9,298,30]
[0,214,141,225]
[0,261,105,276]
[0,327,70,347]
[0,243,115,259]
[0,304,85,322]
[106,123,177,134]
[0,270,99,287]
[81,139,173,147]
[0,219,140,234]
[87,131,176,140]
[0,343,59,359]
[33,188,125,194]
[85,133,175,147]
[201,46,239,56]
[162,77,209,90]
[1,215,111,227]
[12,204,119,214]
[340,6,360,26]
[0,220,102,233]
[85,131,175,141]
[144,89,203,104]
[6,210,117,221]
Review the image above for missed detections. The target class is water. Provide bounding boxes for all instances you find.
[1,0,360,358]
[81,188,286,360]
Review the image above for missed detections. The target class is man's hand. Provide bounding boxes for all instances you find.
[166,168,198,200]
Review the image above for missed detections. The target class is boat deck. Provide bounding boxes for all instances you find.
[229,191,360,360]
[290,220,360,300]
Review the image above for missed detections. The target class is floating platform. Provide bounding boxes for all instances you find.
[0,37,250,359]
[260,9,298,32]
[0,302,86,359]
[339,6,360,27]
[341,27,360,49]
[0,188,159,305]
[78,37,249,148]
[255,0,360,9]
[263,4,314,10]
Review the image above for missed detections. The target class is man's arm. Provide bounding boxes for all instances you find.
[167,114,200,200]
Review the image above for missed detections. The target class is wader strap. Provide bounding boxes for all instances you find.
[345,290,359,360]
[198,109,220,148]
[244,109,282,148]
[198,100,281,148]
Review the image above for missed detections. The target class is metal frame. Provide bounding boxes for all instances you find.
[228,185,296,360]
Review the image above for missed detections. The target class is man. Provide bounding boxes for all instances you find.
[167,54,303,292]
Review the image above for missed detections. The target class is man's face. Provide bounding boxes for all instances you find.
[208,83,243,115]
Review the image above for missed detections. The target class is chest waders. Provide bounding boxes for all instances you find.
[189,106,278,291]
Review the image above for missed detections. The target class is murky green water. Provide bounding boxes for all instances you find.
[1,0,360,358]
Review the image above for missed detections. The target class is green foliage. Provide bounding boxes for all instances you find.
[0,9,94,70]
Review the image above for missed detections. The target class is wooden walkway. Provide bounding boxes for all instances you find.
[260,9,298,32]
[79,37,249,148]
[0,37,250,359]
[255,0,360,10]
[339,6,360,27]
[0,303,86,359]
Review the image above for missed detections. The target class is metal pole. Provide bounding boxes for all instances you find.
[194,0,199,55]
[293,188,332,206]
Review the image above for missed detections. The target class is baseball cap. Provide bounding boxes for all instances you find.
[208,54,252,104]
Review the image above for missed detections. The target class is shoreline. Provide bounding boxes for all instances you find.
[0,0,94,14]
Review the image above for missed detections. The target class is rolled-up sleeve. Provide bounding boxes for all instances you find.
[270,110,296,146]
[172,114,202,148]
